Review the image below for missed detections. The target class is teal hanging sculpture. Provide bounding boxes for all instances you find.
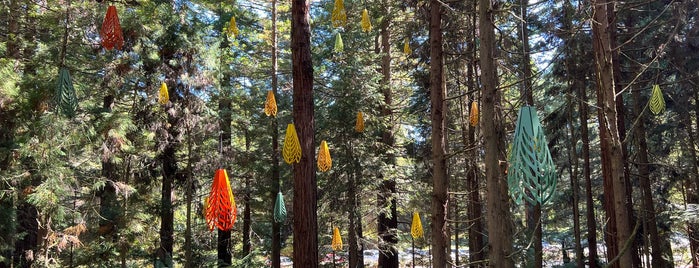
[507,106,557,205]
[55,67,78,117]
[274,191,287,223]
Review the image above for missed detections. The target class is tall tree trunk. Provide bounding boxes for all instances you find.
[590,1,633,267]
[218,97,232,266]
[347,141,364,268]
[466,9,484,267]
[480,0,514,266]
[290,0,318,266]
[632,86,673,268]
[577,58,598,268]
[566,94,583,268]
[377,2,399,267]
[270,0,282,266]
[159,110,177,267]
[7,0,21,59]
[429,0,449,266]
[242,129,252,256]
[518,0,542,265]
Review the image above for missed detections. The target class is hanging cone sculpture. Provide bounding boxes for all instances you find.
[331,0,347,28]
[403,38,412,55]
[317,140,332,172]
[159,82,169,105]
[283,124,302,164]
[100,6,124,50]
[274,191,287,223]
[360,8,372,32]
[331,226,343,251]
[507,106,557,205]
[205,169,237,231]
[55,67,78,118]
[470,101,479,127]
[334,33,344,53]
[410,211,423,239]
[355,111,365,133]
[264,90,278,117]
[227,16,240,38]
[649,84,665,115]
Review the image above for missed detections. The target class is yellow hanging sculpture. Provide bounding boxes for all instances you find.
[317,140,332,172]
[331,226,343,251]
[411,211,423,239]
[283,124,302,164]
[227,16,240,38]
[205,169,237,231]
[159,82,169,105]
[355,111,365,133]
[360,9,372,32]
[470,101,479,126]
[649,84,665,115]
[264,90,277,117]
[331,0,347,28]
[403,38,412,55]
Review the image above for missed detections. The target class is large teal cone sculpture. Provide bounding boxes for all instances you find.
[507,106,557,205]
[55,67,78,118]
[274,191,287,223]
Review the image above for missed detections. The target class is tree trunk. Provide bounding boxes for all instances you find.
[632,86,673,267]
[242,129,252,256]
[7,0,21,59]
[466,10,484,267]
[566,93,583,268]
[347,143,364,268]
[577,61,598,268]
[218,97,232,266]
[480,0,514,266]
[590,1,633,267]
[270,0,282,266]
[377,2,399,267]
[429,0,449,266]
[291,0,318,266]
[159,127,176,267]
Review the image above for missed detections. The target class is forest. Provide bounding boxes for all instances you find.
[0,0,698,267]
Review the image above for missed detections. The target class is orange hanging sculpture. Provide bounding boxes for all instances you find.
[205,169,237,231]
[264,90,278,117]
[470,101,479,126]
[100,6,124,51]
[355,111,364,133]
[331,226,343,251]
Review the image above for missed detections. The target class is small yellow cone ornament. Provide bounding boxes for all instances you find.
[317,140,332,172]
[283,124,302,164]
[360,9,372,32]
[331,0,347,28]
[227,16,240,38]
[403,39,412,55]
[649,84,665,115]
[411,211,423,239]
[331,226,343,251]
[470,101,479,126]
[355,111,365,133]
[159,82,169,105]
[264,90,278,117]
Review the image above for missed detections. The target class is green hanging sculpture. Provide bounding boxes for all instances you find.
[649,84,665,115]
[274,191,287,223]
[507,106,557,205]
[334,32,344,53]
[55,67,78,117]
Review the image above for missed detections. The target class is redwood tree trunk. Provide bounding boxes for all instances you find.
[290,0,318,266]
[480,0,514,265]
[590,1,633,267]
[429,0,449,266]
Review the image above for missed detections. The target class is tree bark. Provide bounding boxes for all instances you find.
[566,93,583,268]
[242,129,252,256]
[429,0,449,266]
[291,0,318,266]
[479,0,515,266]
[590,0,633,267]
[377,2,399,266]
[577,58,598,268]
[347,143,364,268]
[270,0,282,266]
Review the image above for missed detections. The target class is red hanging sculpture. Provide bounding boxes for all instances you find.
[205,169,237,231]
[100,6,124,50]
